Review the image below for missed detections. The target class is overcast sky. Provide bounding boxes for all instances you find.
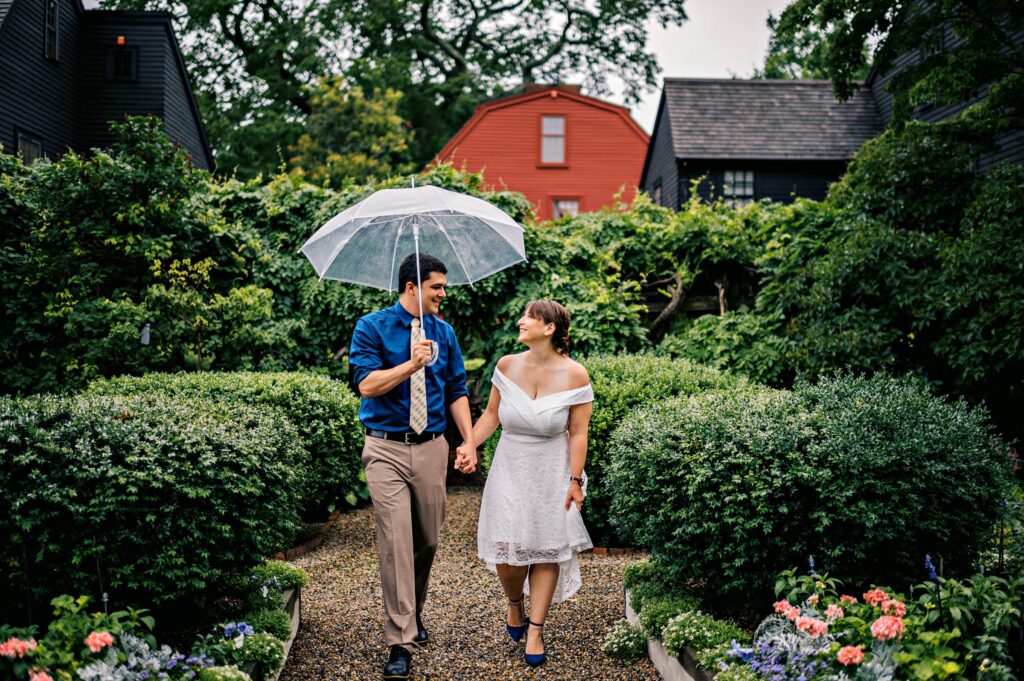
[621,0,793,132]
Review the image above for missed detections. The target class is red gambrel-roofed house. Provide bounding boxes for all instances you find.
[433,84,650,221]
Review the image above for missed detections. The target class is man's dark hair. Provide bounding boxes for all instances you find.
[398,253,447,291]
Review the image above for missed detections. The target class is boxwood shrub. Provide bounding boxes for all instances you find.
[88,371,364,517]
[483,354,740,546]
[608,374,1010,614]
[0,392,305,619]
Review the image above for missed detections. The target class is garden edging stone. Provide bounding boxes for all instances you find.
[624,588,713,681]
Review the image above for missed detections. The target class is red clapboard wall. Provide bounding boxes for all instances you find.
[433,85,650,221]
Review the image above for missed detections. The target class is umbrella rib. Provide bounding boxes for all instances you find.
[424,214,476,288]
[388,216,408,294]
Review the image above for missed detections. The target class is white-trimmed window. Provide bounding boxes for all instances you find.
[552,198,579,219]
[541,115,565,164]
[722,170,754,206]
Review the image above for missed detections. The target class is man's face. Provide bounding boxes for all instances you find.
[413,271,447,316]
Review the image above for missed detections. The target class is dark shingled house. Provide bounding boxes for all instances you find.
[640,78,882,209]
[0,0,213,169]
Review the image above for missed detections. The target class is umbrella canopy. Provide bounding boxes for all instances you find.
[301,185,527,293]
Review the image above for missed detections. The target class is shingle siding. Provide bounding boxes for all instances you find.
[162,34,209,169]
[0,0,81,159]
[681,160,847,204]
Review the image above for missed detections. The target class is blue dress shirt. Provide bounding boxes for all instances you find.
[349,302,468,433]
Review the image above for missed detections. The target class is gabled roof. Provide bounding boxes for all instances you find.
[661,78,882,160]
[434,85,649,164]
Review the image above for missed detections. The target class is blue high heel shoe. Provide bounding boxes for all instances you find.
[506,595,527,642]
[524,619,546,667]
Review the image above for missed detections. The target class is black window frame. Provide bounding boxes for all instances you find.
[15,129,45,163]
[105,46,139,81]
[652,178,663,206]
[722,170,755,207]
[44,0,59,62]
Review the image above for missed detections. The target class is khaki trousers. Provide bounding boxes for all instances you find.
[361,434,448,649]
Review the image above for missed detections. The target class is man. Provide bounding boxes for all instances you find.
[349,252,478,680]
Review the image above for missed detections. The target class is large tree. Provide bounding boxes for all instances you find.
[102,0,687,178]
[766,0,1023,135]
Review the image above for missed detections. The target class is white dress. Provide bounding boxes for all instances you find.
[477,366,595,604]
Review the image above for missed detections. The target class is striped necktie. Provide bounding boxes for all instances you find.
[409,318,427,434]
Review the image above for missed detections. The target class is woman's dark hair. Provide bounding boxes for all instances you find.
[526,299,571,356]
[398,253,447,291]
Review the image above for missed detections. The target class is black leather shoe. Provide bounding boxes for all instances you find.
[413,615,429,646]
[383,645,411,679]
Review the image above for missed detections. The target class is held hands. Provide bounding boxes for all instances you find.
[454,442,478,474]
[565,479,584,511]
[410,340,434,369]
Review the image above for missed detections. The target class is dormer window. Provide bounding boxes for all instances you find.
[540,115,565,164]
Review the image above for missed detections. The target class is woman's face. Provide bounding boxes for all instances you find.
[517,308,552,345]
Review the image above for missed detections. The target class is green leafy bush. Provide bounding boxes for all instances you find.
[238,632,285,674]
[199,667,253,681]
[250,560,309,592]
[638,595,702,639]
[0,393,304,618]
[243,609,291,642]
[88,371,363,516]
[602,619,647,659]
[658,312,790,386]
[661,611,747,656]
[608,374,1010,614]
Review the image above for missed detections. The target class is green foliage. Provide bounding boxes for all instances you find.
[249,560,308,592]
[608,373,1011,615]
[755,12,870,80]
[87,371,364,517]
[198,667,253,681]
[715,664,760,681]
[0,117,297,393]
[661,611,747,656]
[624,558,680,614]
[768,0,1024,139]
[638,595,702,640]
[602,619,647,659]
[288,79,415,187]
[243,609,291,643]
[0,392,304,618]
[658,312,790,386]
[238,632,284,674]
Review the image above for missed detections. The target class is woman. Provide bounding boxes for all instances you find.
[466,299,594,667]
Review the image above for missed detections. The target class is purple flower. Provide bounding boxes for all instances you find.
[223,622,237,638]
[925,554,939,581]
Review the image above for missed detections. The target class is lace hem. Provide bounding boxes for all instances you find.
[478,538,593,566]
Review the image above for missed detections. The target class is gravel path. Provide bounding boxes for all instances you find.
[280,486,658,680]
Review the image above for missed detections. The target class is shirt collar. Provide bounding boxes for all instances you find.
[391,301,426,328]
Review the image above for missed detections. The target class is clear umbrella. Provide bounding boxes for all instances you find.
[301,181,528,348]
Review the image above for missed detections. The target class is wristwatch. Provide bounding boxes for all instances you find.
[569,475,584,487]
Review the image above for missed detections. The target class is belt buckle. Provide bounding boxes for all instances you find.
[404,432,415,445]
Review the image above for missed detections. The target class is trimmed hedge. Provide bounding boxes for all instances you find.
[608,373,1011,613]
[0,392,304,618]
[88,371,364,516]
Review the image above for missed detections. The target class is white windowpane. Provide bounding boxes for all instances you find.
[542,116,564,135]
[723,170,754,199]
[541,136,564,163]
[553,199,579,219]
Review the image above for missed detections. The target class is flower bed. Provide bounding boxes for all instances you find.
[0,561,307,681]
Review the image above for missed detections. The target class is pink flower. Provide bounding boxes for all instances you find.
[837,645,865,665]
[826,604,845,620]
[840,595,858,605]
[863,589,888,606]
[774,600,791,614]
[807,594,819,605]
[0,637,36,658]
[84,631,114,653]
[871,615,905,640]
[29,670,53,681]
[784,605,800,621]
[795,616,828,638]
[882,599,907,617]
